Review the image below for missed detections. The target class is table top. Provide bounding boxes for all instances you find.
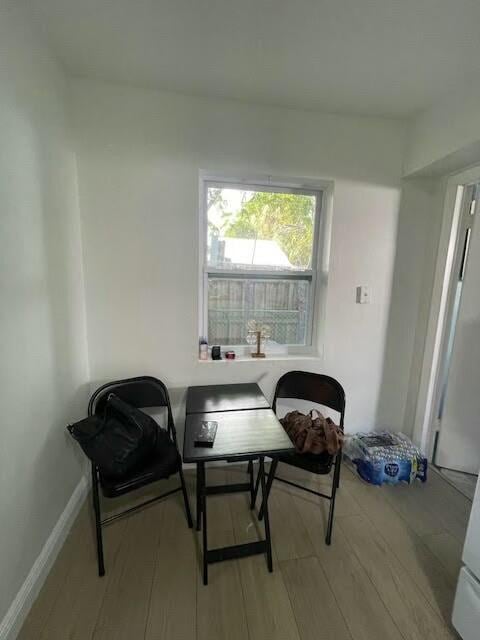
[185,383,270,415]
[183,408,294,463]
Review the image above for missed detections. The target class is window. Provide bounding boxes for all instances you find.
[200,179,322,351]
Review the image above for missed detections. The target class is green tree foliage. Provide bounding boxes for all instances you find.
[223,192,315,267]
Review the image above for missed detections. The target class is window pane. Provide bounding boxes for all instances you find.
[207,186,316,271]
[208,277,310,346]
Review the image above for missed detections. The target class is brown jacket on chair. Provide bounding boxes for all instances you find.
[280,410,343,455]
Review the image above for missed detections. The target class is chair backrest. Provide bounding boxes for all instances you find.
[272,371,346,430]
[88,376,175,436]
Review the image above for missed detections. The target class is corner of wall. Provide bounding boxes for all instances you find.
[0,476,90,640]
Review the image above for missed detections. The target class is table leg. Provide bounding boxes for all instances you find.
[259,457,278,521]
[248,459,255,508]
[251,461,261,509]
[258,457,273,572]
[199,462,208,585]
[196,462,202,531]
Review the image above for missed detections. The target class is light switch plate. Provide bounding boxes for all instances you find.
[356,285,371,304]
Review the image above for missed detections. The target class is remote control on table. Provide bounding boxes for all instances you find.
[194,421,218,447]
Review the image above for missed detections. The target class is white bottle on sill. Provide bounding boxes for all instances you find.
[199,337,209,361]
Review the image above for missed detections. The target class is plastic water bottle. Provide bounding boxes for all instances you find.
[199,337,209,361]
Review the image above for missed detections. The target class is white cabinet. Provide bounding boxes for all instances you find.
[453,474,480,639]
[463,475,480,578]
[453,567,480,640]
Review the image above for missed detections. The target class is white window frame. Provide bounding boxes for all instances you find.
[199,175,325,355]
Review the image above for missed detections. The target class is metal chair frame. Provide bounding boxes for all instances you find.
[88,376,193,576]
[254,371,345,545]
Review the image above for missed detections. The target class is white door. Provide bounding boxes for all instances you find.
[435,184,480,474]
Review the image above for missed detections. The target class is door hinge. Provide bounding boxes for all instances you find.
[432,429,440,463]
[459,227,472,280]
[470,185,478,216]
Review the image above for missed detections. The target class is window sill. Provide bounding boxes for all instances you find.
[197,353,321,364]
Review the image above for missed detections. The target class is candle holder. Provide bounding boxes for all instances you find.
[246,320,271,358]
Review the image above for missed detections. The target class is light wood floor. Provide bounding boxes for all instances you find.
[437,467,478,500]
[18,462,470,640]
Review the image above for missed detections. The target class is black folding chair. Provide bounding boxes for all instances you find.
[257,371,345,545]
[88,376,193,576]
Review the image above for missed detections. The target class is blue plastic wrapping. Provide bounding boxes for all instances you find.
[345,431,428,485]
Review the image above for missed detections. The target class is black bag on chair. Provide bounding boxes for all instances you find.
[67,393,161,478]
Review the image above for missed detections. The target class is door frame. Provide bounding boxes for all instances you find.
[413,165,480,459]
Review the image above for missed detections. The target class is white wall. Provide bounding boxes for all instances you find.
[71,78,406,434]
[401,78,480,447]
[0,2,89,625]
[401,179,446,437]
[404,83,480,176]
[376,177,445,436]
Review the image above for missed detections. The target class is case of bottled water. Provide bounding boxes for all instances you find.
[345,431,428,485]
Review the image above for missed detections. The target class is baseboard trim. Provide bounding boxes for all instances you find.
[0,475,90,640]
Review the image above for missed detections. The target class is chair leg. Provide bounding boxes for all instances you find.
[326,453,342,545]
[335,451,342,489]
[178,465,193,528]
[196,463,202,531]
[91,465,105,577]
[258,458,278,521]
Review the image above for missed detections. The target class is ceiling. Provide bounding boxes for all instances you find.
[25,0,480,118]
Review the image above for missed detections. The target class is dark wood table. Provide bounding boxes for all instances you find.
[186,382,270,541]
[185,382,270,415]
[184,385,294,585]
